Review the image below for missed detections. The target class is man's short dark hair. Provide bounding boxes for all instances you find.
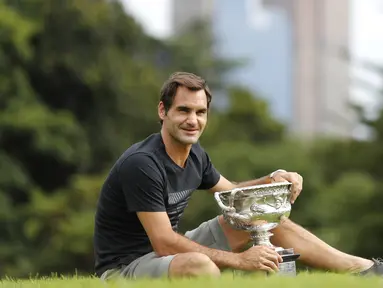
[160,72,212,114]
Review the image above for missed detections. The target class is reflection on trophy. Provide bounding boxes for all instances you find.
[214,182,300,276]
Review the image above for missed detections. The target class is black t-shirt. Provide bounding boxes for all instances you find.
[93,133,221,276]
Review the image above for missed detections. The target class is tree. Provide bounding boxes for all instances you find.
[0,0,257,277]
[0,0,164,277]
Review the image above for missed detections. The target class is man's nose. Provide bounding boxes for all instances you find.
[186,113,198,125]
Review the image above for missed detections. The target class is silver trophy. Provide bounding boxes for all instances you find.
[214,181,300,276]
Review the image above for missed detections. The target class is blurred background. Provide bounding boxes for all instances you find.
[1,0,383,278]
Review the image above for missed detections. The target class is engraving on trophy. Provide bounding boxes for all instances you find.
[250,203,266,214]
[214,182,300,276]
[267,195,285,209]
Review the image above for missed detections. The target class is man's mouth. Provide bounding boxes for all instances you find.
[182,128,199,134]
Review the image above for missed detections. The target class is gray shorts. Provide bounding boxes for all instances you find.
[100,216,231,280]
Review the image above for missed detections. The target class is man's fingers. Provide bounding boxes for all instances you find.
[276,253,283,263]
[290,190,298,203]
[290,173,303,204]
[270,170,304,204]
[260,248,281,265]
[259,264,275,273]
[272,175,286,183]
[292,186,302,203]
[265,251,282,265]
[262,259,279,272]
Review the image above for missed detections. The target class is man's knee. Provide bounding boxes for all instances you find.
[169,252,220,278]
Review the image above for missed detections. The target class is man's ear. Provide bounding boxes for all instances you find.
[158,101,166,120]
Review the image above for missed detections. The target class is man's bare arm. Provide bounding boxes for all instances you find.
[208,175,272,193]
[137,211,282,272]
[209,171,303,203]
[137,211,241,269]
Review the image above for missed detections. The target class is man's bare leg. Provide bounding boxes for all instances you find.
[217,216,252,252]
[271,217,373,273]
[218,215,373,273]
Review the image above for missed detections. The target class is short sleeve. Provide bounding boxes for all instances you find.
[118,153,166,212]
[198,151,221,190]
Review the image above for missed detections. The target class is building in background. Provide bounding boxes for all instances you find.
[171,0,355,138]
[173,0,293,125]
[266,0,354,138]
[173,0,215,34]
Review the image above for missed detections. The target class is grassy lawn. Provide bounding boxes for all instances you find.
[1,272,382,288]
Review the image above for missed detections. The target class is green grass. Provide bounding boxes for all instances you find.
[1,272,382,288]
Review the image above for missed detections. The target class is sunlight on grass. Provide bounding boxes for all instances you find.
[1,272,382,288]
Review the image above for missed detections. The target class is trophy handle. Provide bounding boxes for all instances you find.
[214,188,243,212]
[214,190,252,221]
[214,192,235,212]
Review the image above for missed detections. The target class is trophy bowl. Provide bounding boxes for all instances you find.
[214,181,300,276]
[214,182,292,238]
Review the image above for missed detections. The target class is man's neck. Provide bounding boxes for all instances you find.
[160,130,191,168]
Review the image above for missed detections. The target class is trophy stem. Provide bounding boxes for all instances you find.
[250,231,274,247]
[250,231,300,276]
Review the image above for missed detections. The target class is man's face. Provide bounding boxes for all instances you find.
[159,86,208,145]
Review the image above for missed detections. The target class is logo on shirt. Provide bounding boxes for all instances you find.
[168,188,195,205]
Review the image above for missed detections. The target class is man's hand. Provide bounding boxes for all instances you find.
[236,246,283,273]
[270,170,303,204]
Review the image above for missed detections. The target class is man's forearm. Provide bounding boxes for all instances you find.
[233,175,272,188]
[156,231,240,269]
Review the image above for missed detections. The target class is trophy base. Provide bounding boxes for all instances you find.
[276,248,300,276]
[249,231,300,277]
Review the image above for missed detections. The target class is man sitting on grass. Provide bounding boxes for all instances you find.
[93,72,383,279]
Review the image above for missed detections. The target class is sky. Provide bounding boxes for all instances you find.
[351,0,383,64]
[121,0,172,38]
[349,0,383,111]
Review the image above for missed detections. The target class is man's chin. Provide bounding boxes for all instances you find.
[182,138,199,145]
[178,135,199,145]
